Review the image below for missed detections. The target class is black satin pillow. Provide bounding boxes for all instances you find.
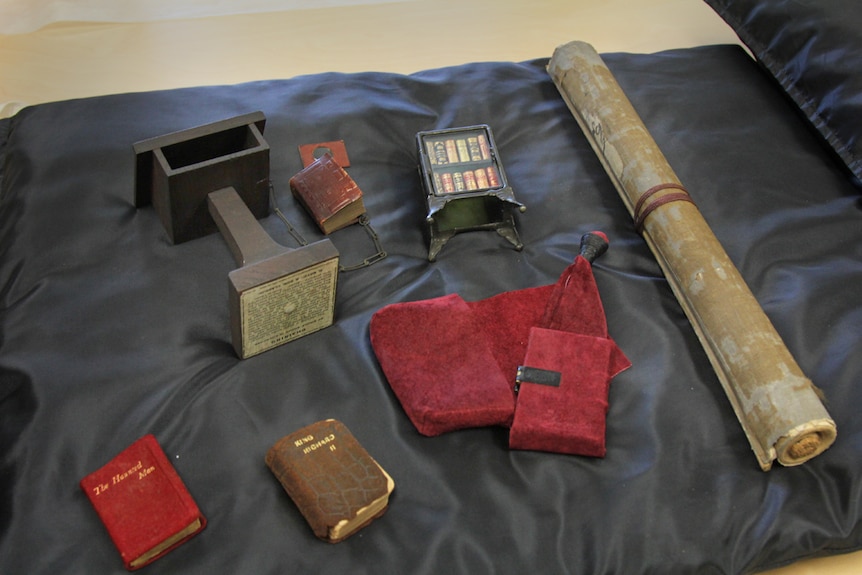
[704,0,862,182]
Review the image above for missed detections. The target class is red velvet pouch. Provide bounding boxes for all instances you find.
[508,240,631,456]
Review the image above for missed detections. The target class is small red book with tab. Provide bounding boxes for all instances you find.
[80,434,206,571]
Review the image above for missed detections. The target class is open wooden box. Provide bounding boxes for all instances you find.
[133,111,270,244]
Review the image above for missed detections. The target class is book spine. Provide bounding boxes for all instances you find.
[265,440,328,538]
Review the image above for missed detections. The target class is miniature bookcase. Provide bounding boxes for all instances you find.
[416,124,525,261]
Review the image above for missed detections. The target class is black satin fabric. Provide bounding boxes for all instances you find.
[705,0,862,182]
[1,45,861,574]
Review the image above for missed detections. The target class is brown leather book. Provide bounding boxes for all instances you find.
[289,153,366,234]
[265,419,394,543]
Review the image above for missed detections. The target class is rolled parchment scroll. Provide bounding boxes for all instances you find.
[548,41,836,470]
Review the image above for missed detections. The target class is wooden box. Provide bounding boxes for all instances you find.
[134,111,270,244]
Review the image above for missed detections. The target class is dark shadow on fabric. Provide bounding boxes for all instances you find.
[0,367,37,539]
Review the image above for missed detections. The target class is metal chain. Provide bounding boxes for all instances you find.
[267,179,387,271]
[339,214,388,271]
[268,181,309,247]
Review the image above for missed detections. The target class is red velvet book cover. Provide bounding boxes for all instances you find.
[79,434,206,571]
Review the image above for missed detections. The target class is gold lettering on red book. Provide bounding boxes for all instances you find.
[138,466,156,480]
[93,460,146,496]
[112,460,143,486]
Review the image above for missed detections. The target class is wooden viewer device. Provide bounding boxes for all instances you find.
[208,187,339,359]
[134,111,270,244]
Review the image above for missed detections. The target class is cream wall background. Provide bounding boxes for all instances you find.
[1,2,861,573]
[0,0,409,34]
[1,0,739,118]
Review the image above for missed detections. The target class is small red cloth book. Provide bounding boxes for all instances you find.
[508,327,630,456]
[80,434,206,571]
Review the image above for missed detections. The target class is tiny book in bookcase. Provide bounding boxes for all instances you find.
[289,153,366,234]
[80,434,206,571]
[266,419,395,543]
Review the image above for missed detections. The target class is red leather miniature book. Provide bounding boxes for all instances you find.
[289,153,366,234]
[80,434,206,571]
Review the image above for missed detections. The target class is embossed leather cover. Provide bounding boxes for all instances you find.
[265,420,394,543]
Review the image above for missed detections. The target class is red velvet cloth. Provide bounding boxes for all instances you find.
[369,245,630,454]
[369,285,553,436]
[466,284,555,390]
[539,255,609,337]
